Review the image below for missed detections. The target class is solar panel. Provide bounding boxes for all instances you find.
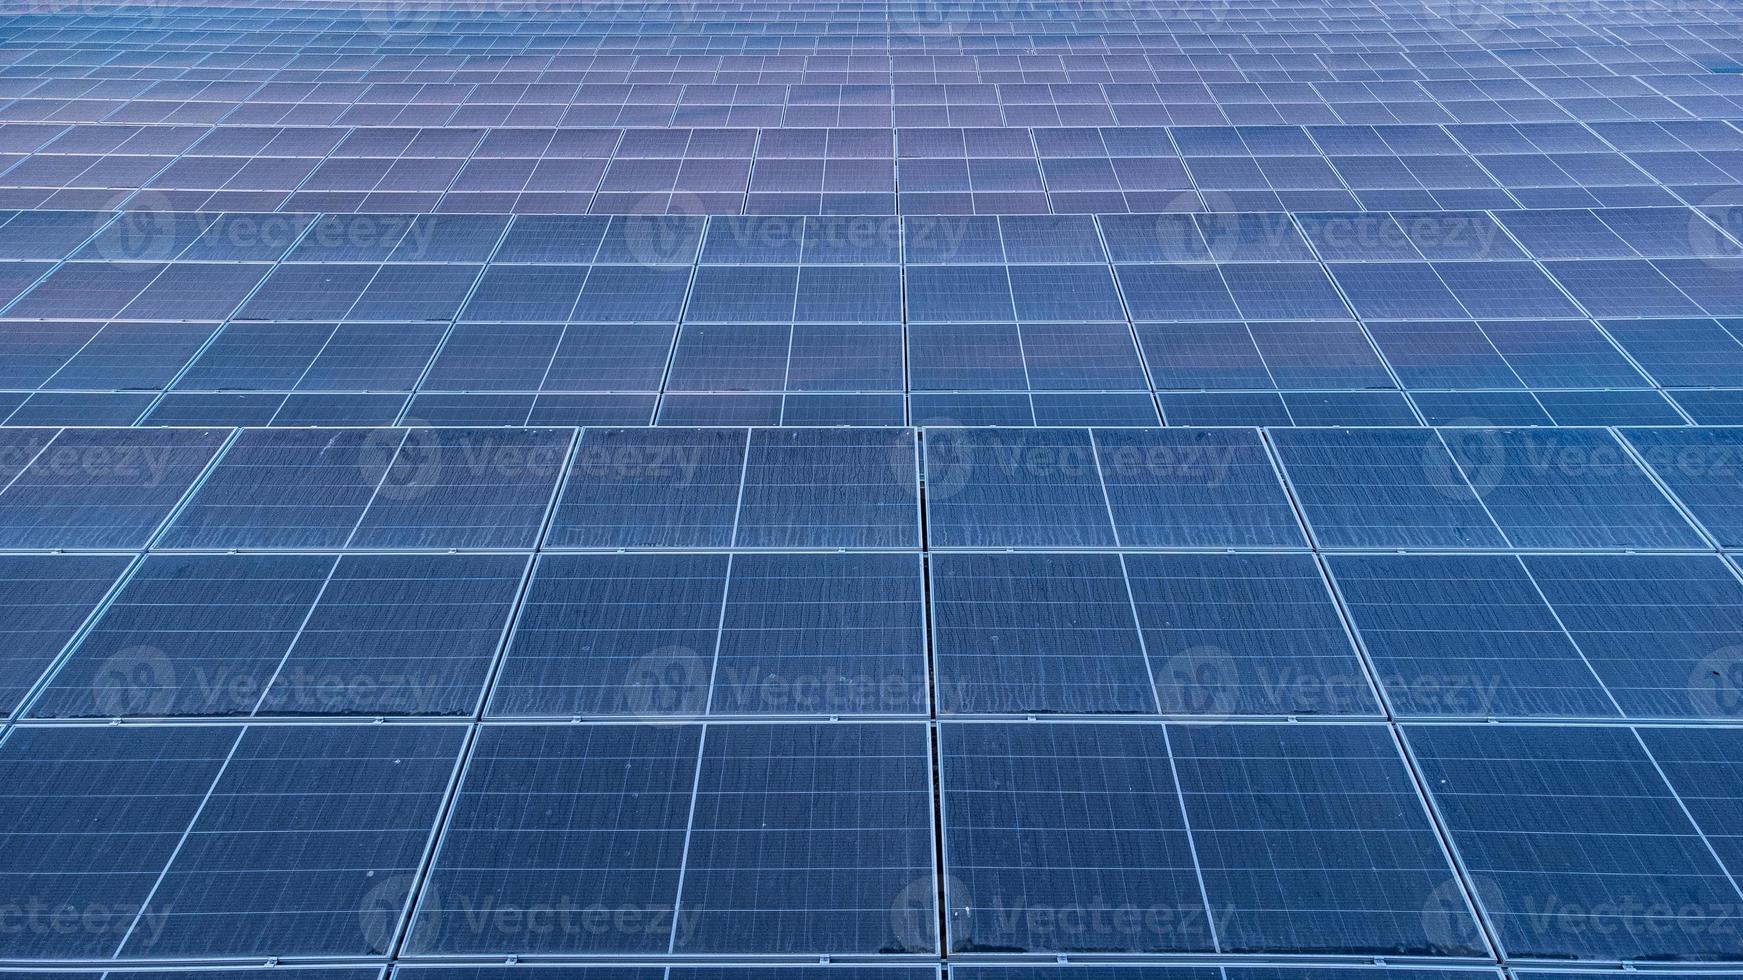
[405,724,701,955]
[1406,724,1743,960]
[9,0,1743,974]
[673,723,934,954]
[0,427,227,549]
[1169,724,1480,955]
[0,553,129,715]
[1328,554,1619,719]
[1268,428,1507,549]
[938,723,1212,953]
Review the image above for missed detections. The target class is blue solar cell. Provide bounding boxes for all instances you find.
[1329,554,1619,719]
[1130,553,1374,716]
[124,725,464,958]
[735,428,918,548]
[939,723,1213,952]
[1094,429,1304,547]
[1622,427,1743,545]
[1600,318,1743,386]
[29,554,332,718]
[1268,428,1507,549]
[405,724,701,955]
[905,266,1015,322]
[674,724,934,954]
[932,552,1151,714]
[926,429,1114,548]
[0,553,129,716]
[1444,427,1704,549]
[0,427,227,550]
[1638,728,1743,883]
[159,428,405,549]
[713,552,925,716]
[0,726,237,958]
[1523,554,1743,720]
[1170,724,1480,955]
[346,427,569,549]
[546,428,741,549]
[1408,724,1743,960]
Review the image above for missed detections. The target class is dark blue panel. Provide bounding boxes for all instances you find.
[932,553,1152,715]
[1094,428,1303,547]
[546,428,746,549]
[1622,427,1743,546]
[255,553,527,716]
[128,725,464,957]
[1525,554,1743,720]
[405,725,701,955]
[348,427,569,549]
[159,428,397,549]
[939,723,1213,952]
[488,553,727,718]
[1269,428,1506,548]
[925,428,1115,548]
[0,427,227,549]
[714,553,925,716]
[0,553,129,715]
[1640,728,1743,882]
[30,554,333,718]
[1170,724,1479,955]
[735,428,918,548]
[1443,427,1702,549]
[1330,554,1618,719]
[1408,724,1743,960]
[1129,553,1374,716]
[674,724,935,954]
[0,726,236,957]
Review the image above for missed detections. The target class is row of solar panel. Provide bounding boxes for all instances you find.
[9,316,1743,394]
[3,425,1742,551]
[0,68,1730,104]
[4,123,1738,161]
[1,81,1738,131]
[0,968,1690,980]
[8,547,1743,720]
[7,720,1743,961]
[5,208,1737,265]
[10,257,1743,323]
[13,386,1742,430]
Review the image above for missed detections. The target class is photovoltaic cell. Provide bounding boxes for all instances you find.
[406,724,701,955]
[1407,724,1743,961]
[1169,724,1480,955]
[939,723,1213,953]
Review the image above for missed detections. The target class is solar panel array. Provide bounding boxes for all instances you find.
[2,0,1743,978]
